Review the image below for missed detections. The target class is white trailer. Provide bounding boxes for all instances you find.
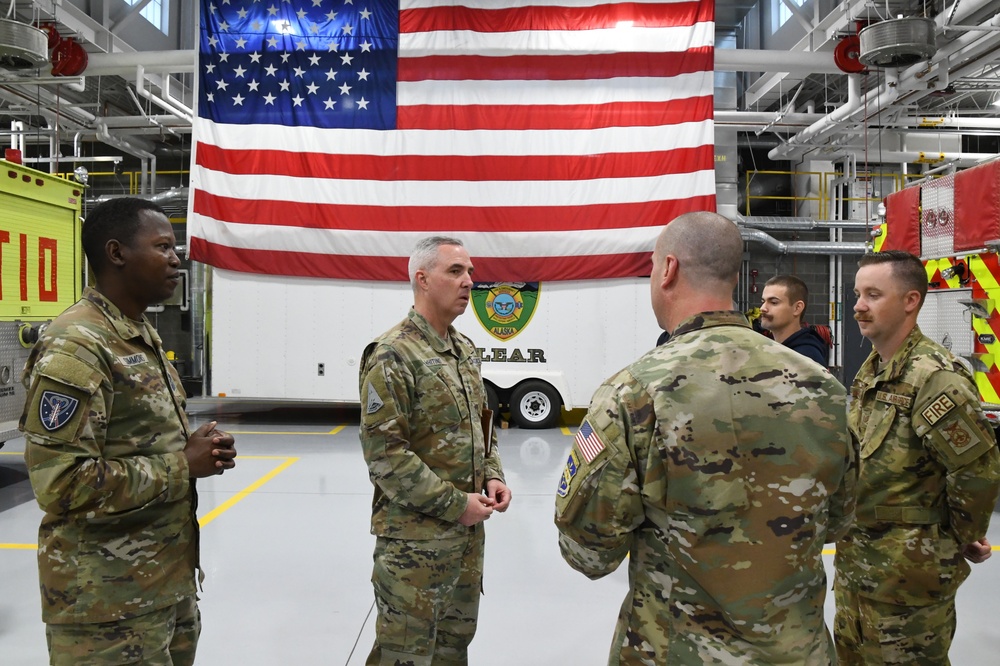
[208,270,658,428]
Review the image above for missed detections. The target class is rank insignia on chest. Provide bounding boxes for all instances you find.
[39,390,80,431]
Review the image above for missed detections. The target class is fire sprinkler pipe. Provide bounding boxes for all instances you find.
[135,65,193,124]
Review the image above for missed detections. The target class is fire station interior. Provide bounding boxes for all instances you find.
[3,0,1000,663]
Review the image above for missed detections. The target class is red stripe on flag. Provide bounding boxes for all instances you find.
[190,0,717,283]
[189,237,656,282]
[398,97,714,131]
[575,426,606,463]
[401,2,712,33]
[195,142,714,182]
[398,49,714,82]
[193,190,717,232]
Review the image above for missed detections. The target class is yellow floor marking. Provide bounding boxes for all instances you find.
[1,456,299,548]
[0,451,24,455]
[560,426,572,436]
[198,456,298,528]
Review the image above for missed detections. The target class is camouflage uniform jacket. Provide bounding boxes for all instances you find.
[359,309,504,540]
[20,287,196,624]
[555,311,858,665]
[837,325,1000,606]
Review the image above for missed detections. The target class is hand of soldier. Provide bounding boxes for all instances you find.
[962,537,993,564]
[184,421,237,479]
[486,478,511,512]
[457,493,495,526]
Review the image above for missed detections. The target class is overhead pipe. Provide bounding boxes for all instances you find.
[753,0,998,159]
[95,122,157,194]
[808,148,998,167]
[768,74,865,160]
[886,115,1000,130]
[933,0,997,31]
[739,228,868,255]
[715,111,825,125]
[85,49,196,76]
[135,64,193,124]
[715,49,843,75]
[716,109,1000,135]
[0,85,95,130]
[770,69,904,161]
[97,114,190,128]
[9,119,24,153]
[739,216,872,230]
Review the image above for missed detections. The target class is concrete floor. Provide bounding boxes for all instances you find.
[2,407,999,664]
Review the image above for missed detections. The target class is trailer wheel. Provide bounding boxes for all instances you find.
[510,380,562,429]
[485,383,500,415]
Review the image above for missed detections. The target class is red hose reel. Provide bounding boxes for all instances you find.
[834,35,867,74]
[38,23,89,77]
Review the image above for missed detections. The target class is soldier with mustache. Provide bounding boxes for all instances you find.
[836,250,1000,665]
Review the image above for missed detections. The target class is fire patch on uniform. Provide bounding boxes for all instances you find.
[921,393,956,426]
[942,420,975,452]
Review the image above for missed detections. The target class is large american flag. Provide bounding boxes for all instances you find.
[189,0,716,282]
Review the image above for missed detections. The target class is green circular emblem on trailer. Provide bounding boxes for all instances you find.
[472,282,540,341]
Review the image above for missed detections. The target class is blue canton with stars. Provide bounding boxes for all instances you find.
[199,0,398,129]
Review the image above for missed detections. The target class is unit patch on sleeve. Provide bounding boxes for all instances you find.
[921,393,957,426]
[39,390,80,431]
[366,381,385,415]
[556,449,582,497]
[942,419,976,454]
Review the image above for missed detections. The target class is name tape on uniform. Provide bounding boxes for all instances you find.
[876,390,912,409]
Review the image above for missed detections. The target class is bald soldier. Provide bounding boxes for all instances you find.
[555,212,858,664]
[835,250,1000,664]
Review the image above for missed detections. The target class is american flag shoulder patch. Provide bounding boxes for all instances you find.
[574,419,606,464]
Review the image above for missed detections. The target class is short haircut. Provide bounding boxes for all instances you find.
[765,275,809,311]
[858,250,928,306]
[654,211,742,288]
[408,236,464,289]
[82,197,168,275]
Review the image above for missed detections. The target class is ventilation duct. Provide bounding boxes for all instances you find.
[0,19,48,70]
[858,17,936,67]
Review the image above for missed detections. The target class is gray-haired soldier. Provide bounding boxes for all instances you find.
[20,197,236,665]
[359,236,511,665]
[555,212,858,664]
[835,250,1000,665]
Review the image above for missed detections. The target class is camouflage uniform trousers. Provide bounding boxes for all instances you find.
[45,595,200,666]
[368,526,484,666]
[834,584,956,666]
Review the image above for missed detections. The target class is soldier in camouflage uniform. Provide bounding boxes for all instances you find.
[20,198,237,666]
[835,250,1000,665]
[359,236,510,666]
[555,212,858,665]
